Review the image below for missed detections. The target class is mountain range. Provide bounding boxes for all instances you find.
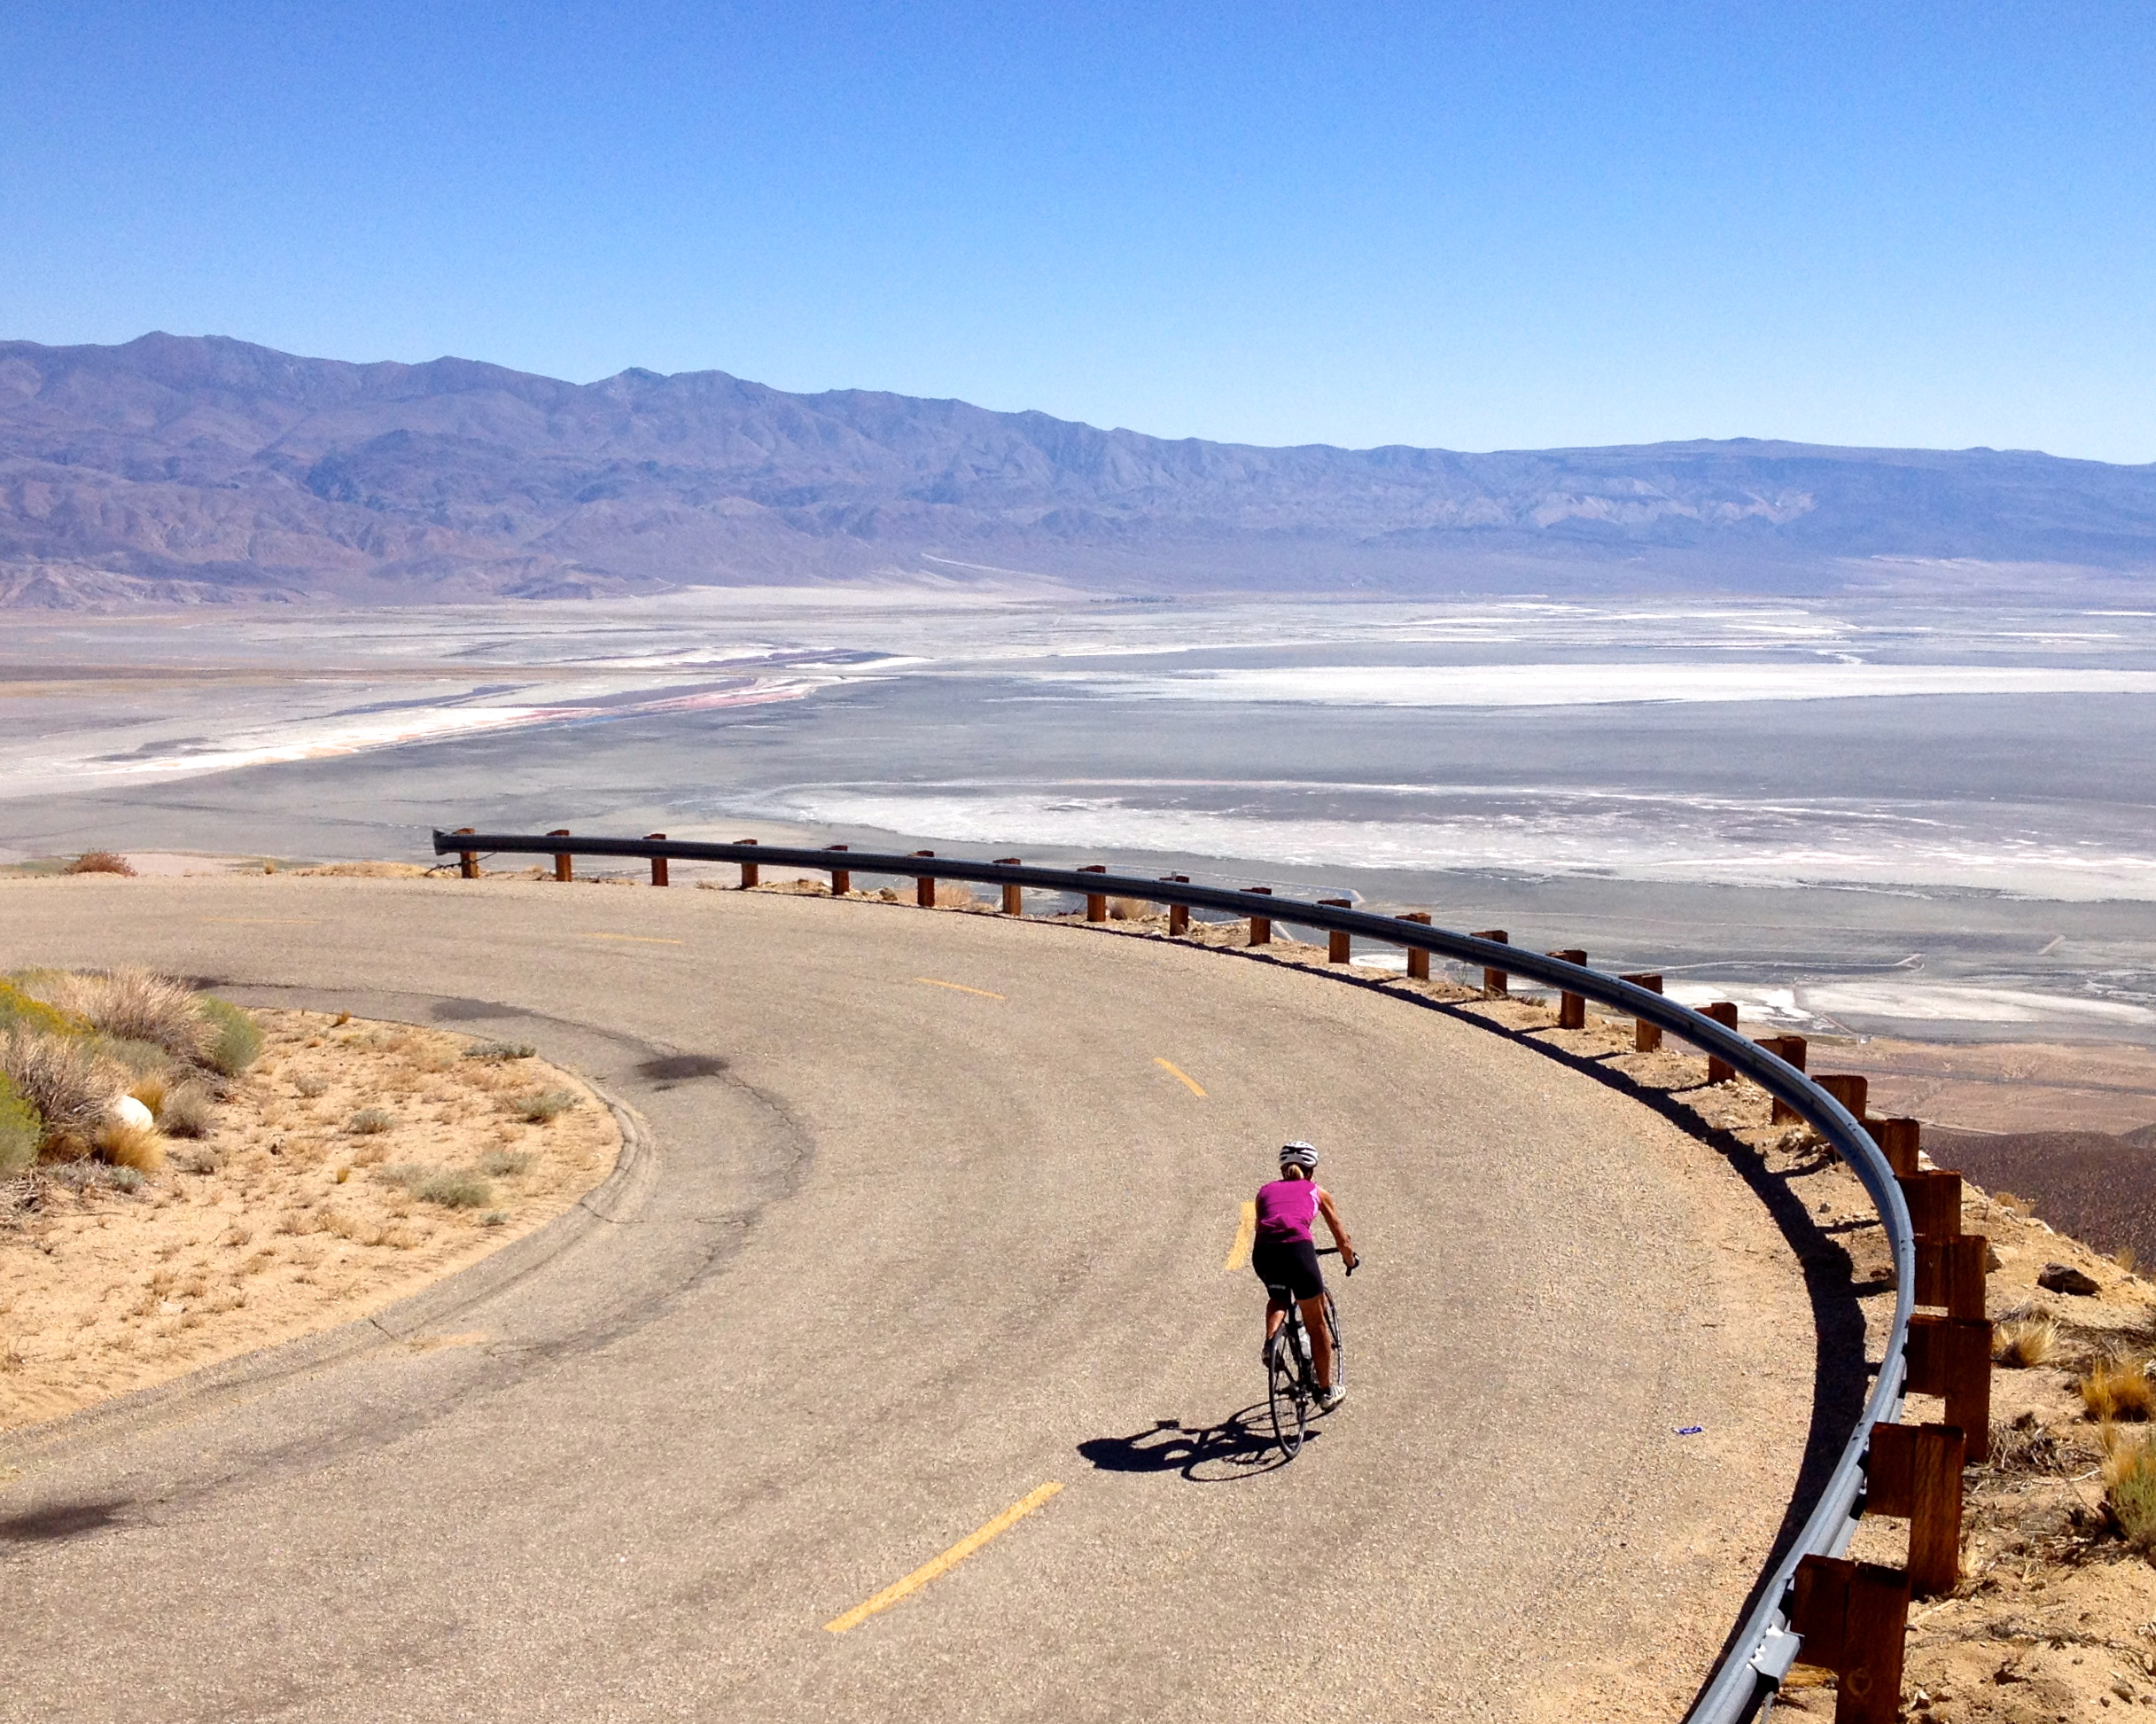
[4,332,2153,609]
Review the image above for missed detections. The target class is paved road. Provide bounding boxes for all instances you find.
[0,875,1819,1722]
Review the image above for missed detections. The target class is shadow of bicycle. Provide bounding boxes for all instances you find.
[1076,1404,1312,1483]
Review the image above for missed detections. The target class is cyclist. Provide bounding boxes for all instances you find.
[1253,1141,1357,1410]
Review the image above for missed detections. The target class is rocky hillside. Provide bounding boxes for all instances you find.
[4,332,2155,608]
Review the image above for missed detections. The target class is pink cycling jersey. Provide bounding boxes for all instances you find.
[1254,1177,1322,1244]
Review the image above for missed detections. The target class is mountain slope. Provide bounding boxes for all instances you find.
[3,332,2152,607]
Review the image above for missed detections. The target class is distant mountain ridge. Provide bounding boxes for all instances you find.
[3,332,2152,608]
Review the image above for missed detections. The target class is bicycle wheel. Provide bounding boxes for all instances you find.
[1268,1320,1310,1458]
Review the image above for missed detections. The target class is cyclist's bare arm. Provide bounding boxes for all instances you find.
[1316,1188,1358,1270]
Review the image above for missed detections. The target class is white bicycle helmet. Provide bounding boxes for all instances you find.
[1278,1140,1319,1172]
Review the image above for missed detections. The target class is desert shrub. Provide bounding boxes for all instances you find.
[198,996,263,1075]
[2106,1430,2156,1553]
[64,851,136,876]
[416,1169,492,1209]
[171,1143,222,1175]
[511,1088,576,1124]
[0,980,84,1039]
[95,1118,164,1174]
[158,1081,214,1139]
[2120,1246,2140,1273]
[292,1073,328,1098]
[480,1210,508,1227]
[0,1026,123,1151]
[106,1165,145,1191]
[1108,897,1149,920]
[1996,1314,2059,1369]
[463,1041,536,1061]
[2080,1354,2156,1422]
[0,1074,38,1176]
[933,883,984,910]
[478,1148,533,1176]
[372,1162,426,1190]
[43,969,215,1065]
[347,1107,396,1135]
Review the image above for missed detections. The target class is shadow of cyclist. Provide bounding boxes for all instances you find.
[1076,1407,1311,1483]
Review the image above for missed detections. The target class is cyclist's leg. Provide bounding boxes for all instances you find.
[1298,1293,1335,1389]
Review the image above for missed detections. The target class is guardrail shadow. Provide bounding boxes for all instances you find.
[1077,1407,1308,1483]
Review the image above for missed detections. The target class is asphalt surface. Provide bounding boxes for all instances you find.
[0,875,1821,1722]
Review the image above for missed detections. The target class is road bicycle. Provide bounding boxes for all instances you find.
[1263,1251,1350,1460]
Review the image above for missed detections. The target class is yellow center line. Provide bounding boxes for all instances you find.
[578,932,685,945]
[824,1481,1063,1634]
[1223,1199,1257,1272]
[913,977,1007,1000]
[1154,1057,1206,1097]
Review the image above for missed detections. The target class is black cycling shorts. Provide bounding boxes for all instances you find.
[1251,1236,1324,1302]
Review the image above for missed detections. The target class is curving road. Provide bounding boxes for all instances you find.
[0,876,1820,1722]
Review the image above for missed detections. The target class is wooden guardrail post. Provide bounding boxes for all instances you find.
[1246,887,1273,946]
[1898,1168,1962,1240]
[1546,949,1586,1028]
[1758,1034,1809,1121]
[549,830,572,882]
[1816,1073,1869,1124]
[913,851,936,907]
[1786,1554,1910,1721]
[454,827,479,879]
[1164,875,1191,936]
[1702,1001,1740,1082]
[1620,972,1662,1049]
[995,860,1023,916]
[1319,900,1353,963]
[1865,1421,1966,1597]
[736,839,759,889]
[643,835,669,886]
[1472,930,1508,995]
[1399,911,1430,979]
[1908,1313,1993,1463]
[826,844,850,896]
[1081,864,1109,922]
[1877,1116,1921,1177]
[1915,1235,1989,1320]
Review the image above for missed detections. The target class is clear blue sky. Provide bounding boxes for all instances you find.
[4,3,2152,460]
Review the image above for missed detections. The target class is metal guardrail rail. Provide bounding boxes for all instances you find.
[433,830,1917,1721]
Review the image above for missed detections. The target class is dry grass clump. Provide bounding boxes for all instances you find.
[463,1041,535,1062]
[94,1118,164,1174]
[511,1088,577,1124]
[415,1169,492,1209]
[0,1026,123,1150]
[157,1081,215,1139]
[63,851,136,876]
[2079,1353,2156,1422]
[292,1072,328,1098]
[1108,897,1150,920]
[38,968,216,1066]
[1996,1313,2059,1369]
[2105,1428,2156,1554]
[478,1149,533,1176]
[346,1107,396,1135]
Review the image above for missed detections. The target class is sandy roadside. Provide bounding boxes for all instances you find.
[0,1008,620,1432]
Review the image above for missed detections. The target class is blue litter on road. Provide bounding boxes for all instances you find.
[1675,1424,1704,1436]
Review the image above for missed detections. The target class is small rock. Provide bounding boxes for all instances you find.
[2040,1262,2101,1296]
[1988,1244,2004,1272]
[158,1299,185,1314]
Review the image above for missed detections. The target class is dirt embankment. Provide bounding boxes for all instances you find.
[0,1010,619,1431]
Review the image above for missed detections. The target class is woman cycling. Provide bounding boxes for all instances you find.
[1252,1141,1357,1410]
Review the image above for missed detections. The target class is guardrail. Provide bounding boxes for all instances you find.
[433,828,1942,1722]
